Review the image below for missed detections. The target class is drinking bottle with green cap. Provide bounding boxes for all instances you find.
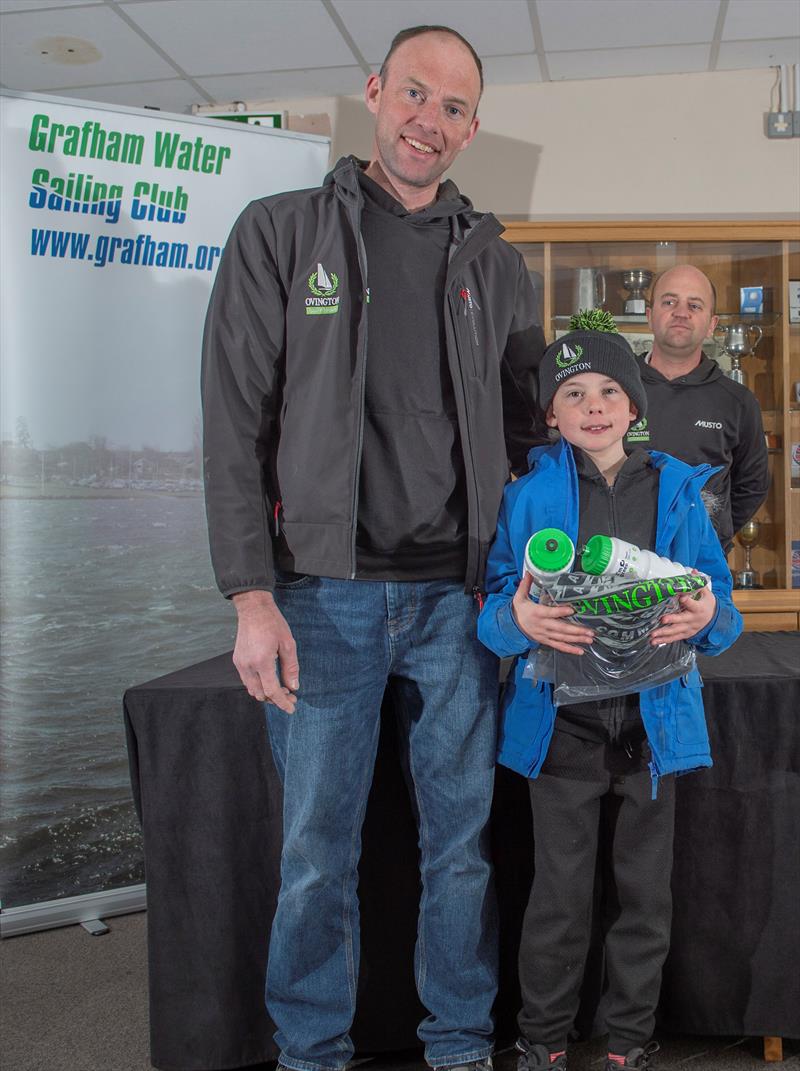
[523,528,576,588]
[580,534,691,580]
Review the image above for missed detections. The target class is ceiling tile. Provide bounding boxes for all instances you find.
[548,43,710,81]
[332,0,535,64]
[120,0,356,75]
[48,78,202,113]
[0,4,176,89]
[481,53,542,85]
[196,66,367,104]
[538,0,719,51]
[723,0,800,40]
[716,36,800,68]
[0,1,102,11]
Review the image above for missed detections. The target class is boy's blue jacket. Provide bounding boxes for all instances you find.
[478,438,743,780]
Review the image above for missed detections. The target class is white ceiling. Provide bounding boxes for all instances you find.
[1,0,798,114]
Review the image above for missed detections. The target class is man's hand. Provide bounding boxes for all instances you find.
[231,590,299,713]
[649,584,716,646]
[511,572,594,655]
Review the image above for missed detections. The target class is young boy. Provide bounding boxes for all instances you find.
[478,329,742,1071]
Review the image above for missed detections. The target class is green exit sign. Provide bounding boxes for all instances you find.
[210,113,282,128]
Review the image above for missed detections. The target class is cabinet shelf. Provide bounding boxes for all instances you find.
[715,312,781,327]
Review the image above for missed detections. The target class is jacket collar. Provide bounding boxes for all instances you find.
[525,439,719,554]
[327,155,503,269]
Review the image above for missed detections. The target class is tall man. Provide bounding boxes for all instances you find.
[627,264,769,548]
[201,25,545,1071]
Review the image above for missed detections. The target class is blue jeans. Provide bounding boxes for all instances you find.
[265,576,499,1071]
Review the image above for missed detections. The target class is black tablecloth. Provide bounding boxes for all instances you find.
[124,632,800,1071]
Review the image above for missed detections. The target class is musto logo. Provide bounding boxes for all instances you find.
[306,262,340,315]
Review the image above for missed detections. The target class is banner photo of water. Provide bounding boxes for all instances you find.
[0,93,329,908]
[0,493,236,906]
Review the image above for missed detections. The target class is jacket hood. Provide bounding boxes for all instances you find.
[647,449,718,551]
[326,155,476,219]
[637,351,723,387]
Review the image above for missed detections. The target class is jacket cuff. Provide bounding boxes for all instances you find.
[691,598,732,650]
[495,600,535,656]
[223,583,275,599]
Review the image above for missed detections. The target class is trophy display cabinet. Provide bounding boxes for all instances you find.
[502,219,800,631]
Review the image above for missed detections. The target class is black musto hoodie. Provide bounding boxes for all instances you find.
[626,353,769,549]
[354,170,469,580]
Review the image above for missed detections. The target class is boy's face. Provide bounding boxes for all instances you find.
[547,372,638,467]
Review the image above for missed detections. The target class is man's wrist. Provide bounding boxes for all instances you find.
[231,589,276,615]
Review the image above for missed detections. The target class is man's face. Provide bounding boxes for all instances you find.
[647,266,718,361]
[365,32,480,196]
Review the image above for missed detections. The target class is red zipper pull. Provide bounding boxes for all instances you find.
[273,500,282,537]
[473,587,485,610]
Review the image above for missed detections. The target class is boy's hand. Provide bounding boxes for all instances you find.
[512,572,595,655]
[649,584,717,645]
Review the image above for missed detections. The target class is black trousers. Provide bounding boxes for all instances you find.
[518,768,676,1054]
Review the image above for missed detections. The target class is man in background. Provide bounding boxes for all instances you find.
[627,264,769,548]
[202,24,544,1071]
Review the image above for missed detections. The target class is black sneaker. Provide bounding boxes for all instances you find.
[516,1041,567,1071]
[605,1041,659,1070]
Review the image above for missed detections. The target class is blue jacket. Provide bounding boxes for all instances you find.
[477,438,743,782]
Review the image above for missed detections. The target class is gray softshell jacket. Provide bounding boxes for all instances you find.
[201,155,546,596]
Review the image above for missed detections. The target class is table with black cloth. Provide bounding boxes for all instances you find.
[124,632,800,1071]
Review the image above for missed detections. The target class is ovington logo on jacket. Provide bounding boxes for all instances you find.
[306,262,340,315]
[626,417,650,443]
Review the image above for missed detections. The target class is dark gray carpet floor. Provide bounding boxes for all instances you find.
[1,912,797,1071]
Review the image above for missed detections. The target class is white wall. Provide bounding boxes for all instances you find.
[288,67,800,219]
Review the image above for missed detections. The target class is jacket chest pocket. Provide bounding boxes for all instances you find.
[452,286,485,378]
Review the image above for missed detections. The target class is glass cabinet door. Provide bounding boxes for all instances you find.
[788,239,800,589]
[503,222,799,611]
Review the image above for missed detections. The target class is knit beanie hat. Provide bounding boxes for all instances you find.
[538,328,647,422]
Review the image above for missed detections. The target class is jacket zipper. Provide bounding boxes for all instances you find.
[448,287,482,589]
[605,479,623,742]
[349,223,369,579]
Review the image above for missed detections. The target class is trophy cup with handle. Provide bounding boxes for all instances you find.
[622,269,653,315]
[734,519,761,589]
[713,322,763,386]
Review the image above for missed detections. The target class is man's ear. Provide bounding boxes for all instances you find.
[629,403,639,423]
[457,115,480,154]
[545,404,558,428]
[365,73,381,116]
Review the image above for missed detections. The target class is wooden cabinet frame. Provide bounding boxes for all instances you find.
[501,219,800,629]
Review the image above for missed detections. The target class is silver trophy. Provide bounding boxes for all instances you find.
[734,519,761,589]
[622,269,653,315]
[713,322,763,386]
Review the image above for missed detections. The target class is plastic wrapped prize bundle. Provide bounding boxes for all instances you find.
[523,531,707,704]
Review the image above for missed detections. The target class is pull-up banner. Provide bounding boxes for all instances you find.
[0,92,329,908]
